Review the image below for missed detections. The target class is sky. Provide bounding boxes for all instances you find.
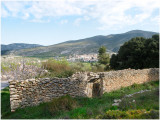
[1,0,159,46]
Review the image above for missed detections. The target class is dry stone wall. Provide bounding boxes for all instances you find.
[101,68,159,92]
[9,76,89,112]
[9,68,159,112]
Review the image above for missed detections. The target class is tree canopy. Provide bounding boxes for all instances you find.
[110,34,159,69]
[98,46,110,65]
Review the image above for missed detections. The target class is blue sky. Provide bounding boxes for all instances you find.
[1,0,159,46]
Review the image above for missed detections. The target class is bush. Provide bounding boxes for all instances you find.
[42,58,69,72]
[141,109,159,119]
[97,109,159,119]
[42,58,74,78]
[110,35,159,69]
[126,109,159,119]
[91,63,106,72]
[70,62,92,72]
[98,110,128,119]
[47,95,78,115]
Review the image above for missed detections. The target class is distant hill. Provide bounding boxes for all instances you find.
[1,43,43,55]
[4,30,158,57]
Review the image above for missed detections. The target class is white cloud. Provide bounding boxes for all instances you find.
[74,18,82,26]
[60,19,68,24]
[22,13,29,19]
[1,0,159,29]
[2,1,28,17]
[1,6,9,17]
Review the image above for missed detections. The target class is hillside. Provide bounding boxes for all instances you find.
[1,43,43,55]
[6,30,157,57]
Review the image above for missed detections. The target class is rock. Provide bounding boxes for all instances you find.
[112,103,119,106]
[64,91,68,94]
[12,95,19,98]
[114,99,122,103]
[9,85,15,88]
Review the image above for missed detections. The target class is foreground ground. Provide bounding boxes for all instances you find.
[1,81,159,119]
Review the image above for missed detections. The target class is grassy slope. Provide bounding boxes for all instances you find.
[1,81,159,119]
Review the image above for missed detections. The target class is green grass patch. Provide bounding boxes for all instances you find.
[119,88,159,111]
[1,87,11,117]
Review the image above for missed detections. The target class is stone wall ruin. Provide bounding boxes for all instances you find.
[9,68,159,112]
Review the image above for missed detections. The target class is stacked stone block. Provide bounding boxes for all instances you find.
[9,68,159,112]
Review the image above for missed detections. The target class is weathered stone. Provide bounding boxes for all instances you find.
[112,103,119,106]
[114,99,122,103]
[9,68,159,112]
[9,85,15,88]
[11,95,19,98]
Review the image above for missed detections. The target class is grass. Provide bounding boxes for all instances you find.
[119,88,159,111]
[1,87,10,117]
[1,81,159,119]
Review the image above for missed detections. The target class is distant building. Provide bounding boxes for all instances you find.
[67,54,98,62]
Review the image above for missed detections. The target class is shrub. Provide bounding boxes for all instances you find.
[42,58,74,78]
[42,58,69,72]
[91,63,106,72]
[126,109,159,119]
[141,109,159,119]
[70,62,92,72]
[97,109,159,119]
[47,95,78,115]
[98,110,128,119]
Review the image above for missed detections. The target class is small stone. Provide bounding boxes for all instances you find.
[9,85,15,88]
[12,95,19,98]
[64,91,68,93]
[112,103,119,106]
[11,110,15,112]
[114,99,121,103]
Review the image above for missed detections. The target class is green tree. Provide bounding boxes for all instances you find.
[143,35,159,68]
[110,34,159,69]
[98,46,110,65]
[110,54,118,69]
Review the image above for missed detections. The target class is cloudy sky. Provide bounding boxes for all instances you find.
[1,0,159,45]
